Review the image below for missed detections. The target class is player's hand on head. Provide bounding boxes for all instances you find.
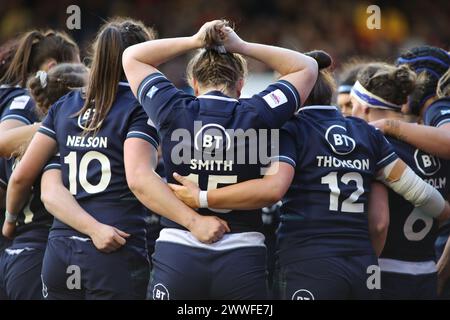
[218,25,244,54]
[192,20,224,48]
[90,223,130,253]
[2,221,16,239]
[190,215,231,244]
[169,172,201,208]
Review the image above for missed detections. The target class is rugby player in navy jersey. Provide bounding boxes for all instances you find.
[0,156,56,300]
[6,18,228,300]
[170,62,450,300]
[0,30,80,134]
[351,63,450,299]
[123,20,318,299]
[0,63,88,300]
[370,47,450,298]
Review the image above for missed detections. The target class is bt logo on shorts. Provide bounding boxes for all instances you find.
[414,149,441,176]
[292,289,315,300]
[153,283,170,300]
[325,125,356,155]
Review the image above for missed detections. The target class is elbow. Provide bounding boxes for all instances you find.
[265,182,287,205]
[40,186,56,213]
[127,172,146,197]
[122,47,135,71]
[372,220,389,236]
[303,55,319,78]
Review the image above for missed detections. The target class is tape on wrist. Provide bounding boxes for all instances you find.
[199,190,209,208]
[5,210,18,223]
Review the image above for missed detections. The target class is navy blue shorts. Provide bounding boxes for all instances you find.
[381,271,437,300]
[150,241,268,300]
[0,244,46,300]
[41,236,149,300]
[275,255,380,300]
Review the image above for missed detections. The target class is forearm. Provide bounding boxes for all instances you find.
[368,183,389,256]
[208,178,281,210]
[6,180,31,215]
[385,120,450,159]
[0,123,40,158]
[41,184,100,236]
[238,41,316,77]
[130,171,201,230]
[124,37,201,68]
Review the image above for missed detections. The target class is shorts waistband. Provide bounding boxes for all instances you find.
[156,228,265,251]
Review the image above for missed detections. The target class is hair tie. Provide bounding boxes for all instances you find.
[350,80,402,110]
[36,70,48,88]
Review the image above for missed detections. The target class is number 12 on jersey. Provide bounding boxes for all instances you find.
[321,171,364,213]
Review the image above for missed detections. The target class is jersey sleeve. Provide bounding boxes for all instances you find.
[137,72,192,129]
[37,102,58,140]
[423,101,450,128]
[373,128,398,171]
[271,122,299,168]
[1,94,38,125]
[244,80,300,129]
[43,154,62,172]
[125,105,160,150]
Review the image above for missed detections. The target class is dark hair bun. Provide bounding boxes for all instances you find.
[397,45,450,79]
[392,64,416,96]
[305,50,333,70]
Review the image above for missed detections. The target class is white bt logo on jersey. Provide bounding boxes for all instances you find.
[194,123,231,154]
[414,149,441,176]
[153,283,170,300]
[325,125,356,155]
[292,289,315,300]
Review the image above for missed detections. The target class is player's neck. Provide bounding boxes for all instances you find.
[368,109,404,122]
[197,86,238,99]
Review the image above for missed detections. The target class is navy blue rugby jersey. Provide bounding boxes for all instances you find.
[38,82,159,255]
[0,157,58,247]
[0,85,40,125]
[381,137,450,262]
[423,97,450,128]
[423,97,450,236]
[137,72,300,233]
[274,105,398,265]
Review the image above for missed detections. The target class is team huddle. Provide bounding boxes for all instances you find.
[0,18,449,300]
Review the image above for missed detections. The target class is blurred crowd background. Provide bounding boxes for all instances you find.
[1,0,448,87]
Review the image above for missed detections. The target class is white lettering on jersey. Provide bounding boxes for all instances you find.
[66,135,108,148]
[10,95,30,110]
[441,109,450,115]
[189,159,234,171]
[263,89,288,109]
[316,155,370,171]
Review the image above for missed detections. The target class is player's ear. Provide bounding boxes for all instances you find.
[192,78,200,96]
[235,78,244,98]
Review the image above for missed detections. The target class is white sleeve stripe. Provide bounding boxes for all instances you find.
[377,152,396,165]
[127,131,159,146]
[138,74,166,104]
[436,119,450,127]
[1,114,31,124]
[271,155,297,167]
[44,163,61,170]
[39,126,56,135]
[277,81,299,107]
